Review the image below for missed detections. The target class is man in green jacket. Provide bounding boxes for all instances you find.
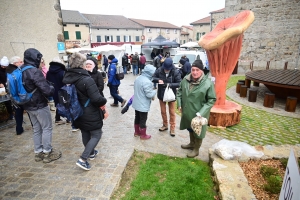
[176,60,216,158]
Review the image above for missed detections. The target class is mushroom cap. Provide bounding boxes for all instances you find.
[199,10,255,50]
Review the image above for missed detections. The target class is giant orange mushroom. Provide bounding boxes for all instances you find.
[199,10,255,127]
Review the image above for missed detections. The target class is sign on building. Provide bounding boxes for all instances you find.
[57,42,65,53]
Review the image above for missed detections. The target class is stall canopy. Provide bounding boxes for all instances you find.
[180,41,200,48]
[141,35,180,48]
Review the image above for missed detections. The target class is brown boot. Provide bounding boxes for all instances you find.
[187,138,203,158]
[35,152,44,162]
[134,124,140,137]
[43,149,62,163]
[181,132,195,150]
[140,127,151,140]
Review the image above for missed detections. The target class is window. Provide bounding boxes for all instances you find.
[202,32,206,36]
[174,29,177,34]
[116,36,120,42]
[189,38,192,42]
[63,24,67,27]
[157,28,160,33]
[148,39,151,42]
[64,31,69,40]
[180,40,182,44]
[147,28,151,33]
[135,36,140,42]
[75,31,81,40]
[183,40,186,44]
[124,35,131,42]
[75,24,79,27]
[166,29,169,34]
[96,36,101,42]
[105,35,113,42]
[196,32,200,40]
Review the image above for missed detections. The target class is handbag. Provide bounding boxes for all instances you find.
[163,84,175,102]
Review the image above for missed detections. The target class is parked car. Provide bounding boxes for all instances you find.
[172,51,208,69]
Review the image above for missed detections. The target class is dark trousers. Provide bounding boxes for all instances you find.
[109,85,124,104]
[14,106,24,134]
[80,128,103,160]
[134,110,148,128]
[4,100,13,116]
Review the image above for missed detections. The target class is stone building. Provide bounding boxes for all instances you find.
[180,25,193,44]
[190,16,211,42]
[0,0,64,65]
[225,0,300,70]
[82,14,143,47]
[129,18,181,43]
[210,8,225,30]
[62,10,90,49]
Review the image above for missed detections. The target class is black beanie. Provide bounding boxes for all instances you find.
[192,60,204,71]
[108,55,115,60]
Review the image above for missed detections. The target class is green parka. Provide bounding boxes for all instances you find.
[176,73,216,138]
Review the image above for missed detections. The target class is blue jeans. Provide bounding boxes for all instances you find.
[109,85,124,105]
[123,65,127,74]
[132,64,138,75]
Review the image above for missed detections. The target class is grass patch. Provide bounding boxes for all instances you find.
[260,166,282,194]
[111,150,218,200]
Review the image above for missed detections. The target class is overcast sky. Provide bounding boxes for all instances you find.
[60,0,225,27]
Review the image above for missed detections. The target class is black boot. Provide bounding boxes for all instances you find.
[187,138,203,158]
[181,132,195,149]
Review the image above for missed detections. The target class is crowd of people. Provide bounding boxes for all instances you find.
[0,47,216,171]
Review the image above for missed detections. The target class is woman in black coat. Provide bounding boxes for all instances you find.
[85,56,104,97]
[62,53,107,171]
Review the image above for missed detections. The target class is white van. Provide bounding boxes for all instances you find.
[172,51,208,69]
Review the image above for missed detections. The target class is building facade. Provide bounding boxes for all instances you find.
[83,14,143,47]
[129,18,181,43]
[225,0,300,69]
[210,8,225,31]
[0,0,64,64]
[180,26,193,44]
[62,10,90,49]
[190,16,211,42]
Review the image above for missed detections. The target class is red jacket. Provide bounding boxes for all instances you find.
[140,55,146,65]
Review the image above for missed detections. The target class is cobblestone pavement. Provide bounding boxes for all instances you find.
[0,73,223,200]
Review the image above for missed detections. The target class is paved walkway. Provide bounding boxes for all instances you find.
[0,73,223,200]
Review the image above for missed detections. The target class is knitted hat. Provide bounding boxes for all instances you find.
[0,56,9,67]
[192,60,204,71]
[108,55,115,60]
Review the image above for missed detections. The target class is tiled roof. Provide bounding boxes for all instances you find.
[181,31,189,35]
[129,18,180,29]
[182,25,193,30]
[210,8,225,14]
[190,16,211,25]
[82,14,143,29]
[62,10,90,24]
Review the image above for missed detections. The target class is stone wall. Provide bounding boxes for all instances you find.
[0,0,64,65]
[193,24,210,41]
[225,0,300,70]
[211,12,225,30]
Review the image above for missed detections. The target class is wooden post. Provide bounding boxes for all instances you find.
[240,85,247,98]
[248,88,258,102]
[285,96,297,112]
[250,61,254,71]
[263,92,275,108]
[245,79,251,88]
[266,61,270,70]
[236,82,244,93]
[253,82,260,87]
[238,80,245,85]
[284,61,288,70]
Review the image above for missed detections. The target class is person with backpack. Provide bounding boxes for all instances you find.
[179,58,191,78]
[21,48,61,163]
[152,57,182,137]
[122,53,129,74]
[62,52,107,171]
[131,52,139,76]
[152,53,162,89]
[6,56,25,135]
[139,53,146,75]
[103,55,108,72]
[46,57,67,125]
[107,55,127,107]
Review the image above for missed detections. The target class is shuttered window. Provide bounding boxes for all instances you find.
[75,31,81,40]
[64,31,69,40]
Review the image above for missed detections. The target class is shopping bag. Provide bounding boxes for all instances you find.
[163,84,175,102]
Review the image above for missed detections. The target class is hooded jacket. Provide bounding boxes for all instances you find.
[179,59,191,78]
[122,54,128,66]
[22,48,54,111]
[176,73,216,138]
[152,66,182,101]
[46,61,66,105]
[87,57,104,97]
[132,65,156,112]
[107,58,120,86]
[62,67,107,131]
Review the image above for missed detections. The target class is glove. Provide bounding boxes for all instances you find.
[121,104,129,114]
[107,83,111,87]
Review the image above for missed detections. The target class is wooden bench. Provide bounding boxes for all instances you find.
[248,88,258,102]
[240,85,248,98]
[236,82,244,94]
[285,96,297,112]
[263,92,275,108]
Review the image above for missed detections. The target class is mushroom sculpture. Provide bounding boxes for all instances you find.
[199,10,255,127]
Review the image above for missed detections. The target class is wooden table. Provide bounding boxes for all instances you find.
[245,69,300,99]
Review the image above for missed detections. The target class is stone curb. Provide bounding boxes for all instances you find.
[209,145,300,199]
